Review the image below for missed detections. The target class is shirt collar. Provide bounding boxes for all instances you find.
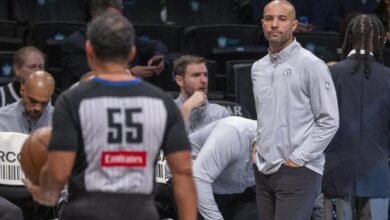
[348,49,374,57]
[268,38,301,64]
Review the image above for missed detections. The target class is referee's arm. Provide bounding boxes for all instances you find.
[166,150,197,220]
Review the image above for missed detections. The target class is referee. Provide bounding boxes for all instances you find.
[24,14,197,220]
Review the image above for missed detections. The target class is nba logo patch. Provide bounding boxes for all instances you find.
[325,81,330,89]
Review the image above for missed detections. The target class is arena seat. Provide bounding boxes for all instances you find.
[26,21,86,69]
[122,0,162,24]
[0,20,24,51]
[211,100,253,119]
[133,23,183,53]
[233,63,256,119]
[12,0,87,23]
[166,0,241,26]
[225,59,256,100]
[183,24,261,58]
[294,31,341,62]
[0,51,16,86]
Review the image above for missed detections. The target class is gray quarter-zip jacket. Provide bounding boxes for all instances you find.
[174,94,231,134]
[251,39,339,175]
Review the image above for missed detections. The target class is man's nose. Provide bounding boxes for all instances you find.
[33,103,43,112]
[272,19,278,28]
[200,74,208,82]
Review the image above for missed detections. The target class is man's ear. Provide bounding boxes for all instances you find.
[175,75,183,87]
[85,40,94,61]
[20,83,25,97]
[292,19,298,32]
[128,46,136,63]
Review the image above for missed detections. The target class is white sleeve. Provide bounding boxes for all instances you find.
[189,120,219,159]
[193,125,240,220]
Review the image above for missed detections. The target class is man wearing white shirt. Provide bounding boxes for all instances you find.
[190,116,258,220]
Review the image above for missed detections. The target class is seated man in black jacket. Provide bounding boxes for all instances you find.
[61,0,171,90]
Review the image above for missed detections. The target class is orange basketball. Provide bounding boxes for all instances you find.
[20,127,52,185]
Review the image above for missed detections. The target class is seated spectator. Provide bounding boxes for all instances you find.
[173,55,231,134]
[190,116,258,220]
[61,0,170,90]
[0,71,54,133]
[0,46,45,107]
[154,55,231,219]
[0,70,55,220]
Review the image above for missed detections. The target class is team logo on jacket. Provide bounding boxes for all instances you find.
[283,68,292,76]
[101,151,146,167]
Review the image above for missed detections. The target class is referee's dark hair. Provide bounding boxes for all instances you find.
[341,14,385,78]
[87,13,135,62]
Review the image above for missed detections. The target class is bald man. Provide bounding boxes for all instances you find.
[0,70,55,133]
[251,1,338,220]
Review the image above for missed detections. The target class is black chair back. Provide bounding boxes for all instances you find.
[211,100,253,119]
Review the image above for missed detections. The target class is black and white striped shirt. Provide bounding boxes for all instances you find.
[0,81,21,107]
[49,77,190,196]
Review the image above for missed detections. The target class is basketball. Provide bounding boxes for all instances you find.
[20,127,52,185]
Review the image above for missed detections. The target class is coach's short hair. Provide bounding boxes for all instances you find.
[87,14,135,62]
[173,55,206,76]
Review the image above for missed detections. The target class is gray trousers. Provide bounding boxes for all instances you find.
[254,164,322,220]
[0,196,23,220]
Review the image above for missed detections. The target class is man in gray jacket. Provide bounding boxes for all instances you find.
[174,55,230,134]
[0,70,54,133]
[251,1,339,219]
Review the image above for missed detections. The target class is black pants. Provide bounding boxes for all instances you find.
[214,187,258,220]
[154,182,177,219]
[155,182,257,220]
[254,164,321,220]
[62,193,158,220]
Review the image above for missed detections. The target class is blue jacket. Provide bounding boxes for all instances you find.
[323,55,390,197]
